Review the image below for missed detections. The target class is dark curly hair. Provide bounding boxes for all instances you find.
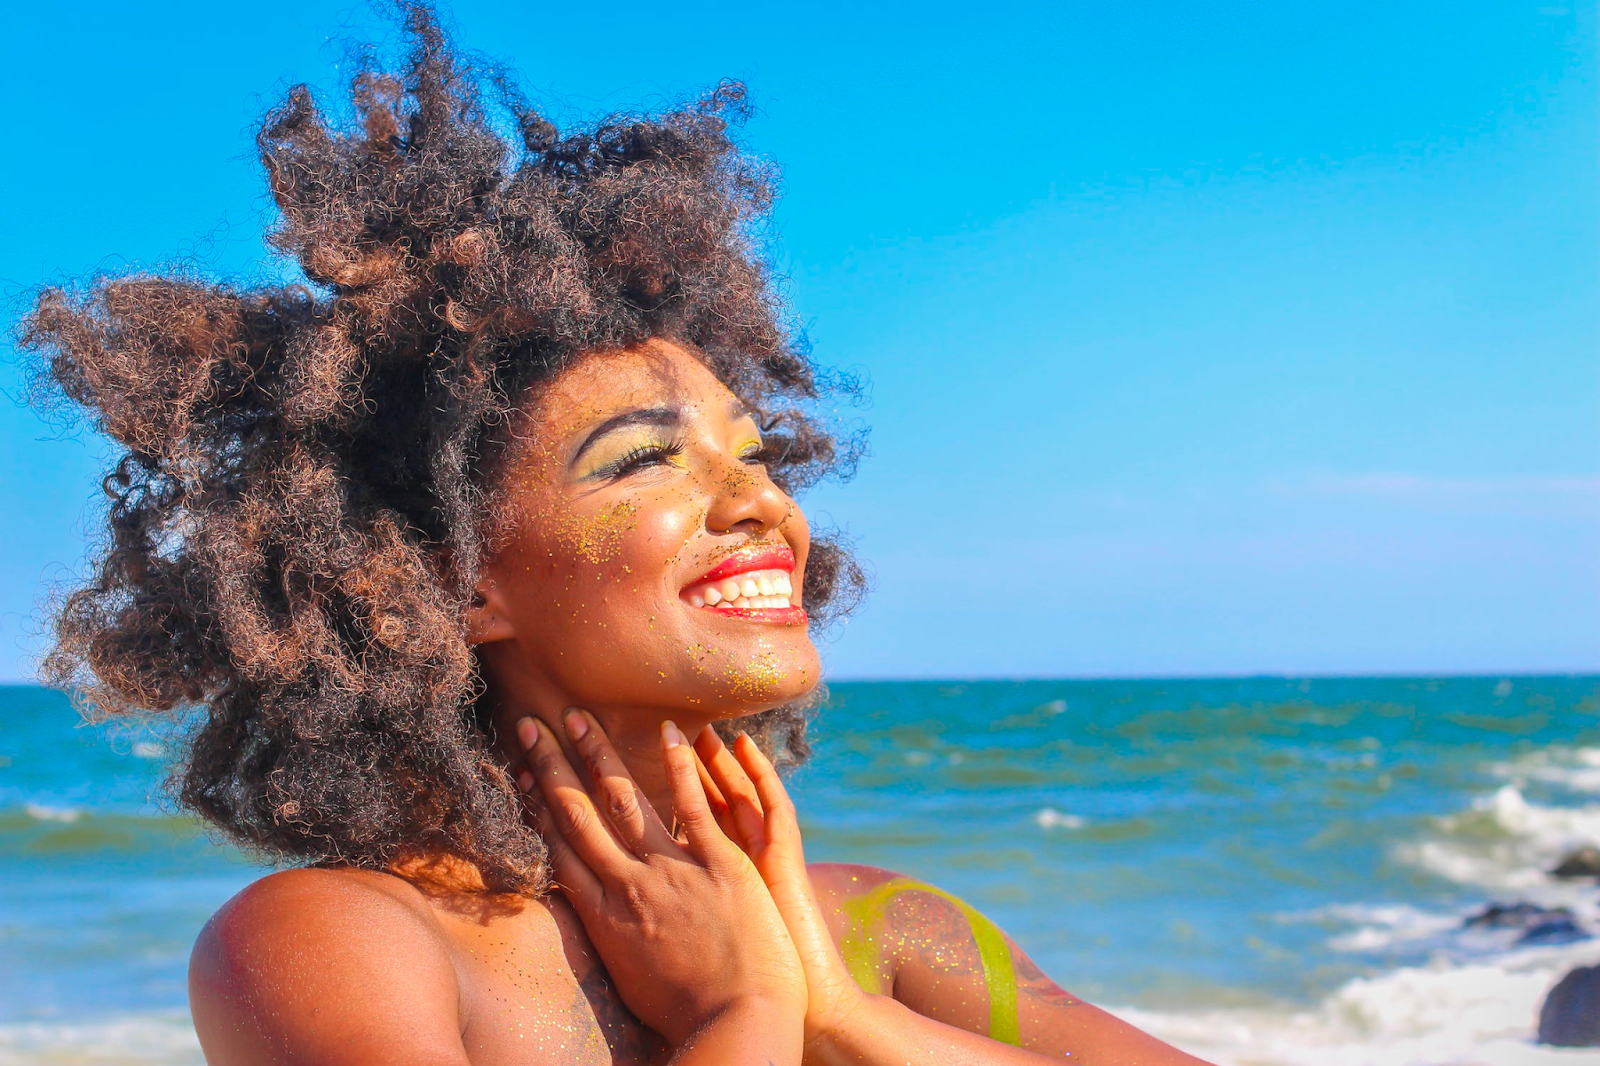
[16,3,864,894]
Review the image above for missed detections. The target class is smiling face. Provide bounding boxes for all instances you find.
[470,338,822,723]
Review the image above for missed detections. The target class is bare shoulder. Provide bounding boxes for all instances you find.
[806,860,904,905]
[190,867,468,1066]
[807,862,1211,1063]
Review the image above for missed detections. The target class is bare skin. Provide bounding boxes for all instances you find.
[188,338,1213,1065]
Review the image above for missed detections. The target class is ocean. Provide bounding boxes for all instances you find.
[2,677,1599,1065]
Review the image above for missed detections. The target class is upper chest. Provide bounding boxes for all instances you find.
[440,894,670,1066]
[429,864,905,1066]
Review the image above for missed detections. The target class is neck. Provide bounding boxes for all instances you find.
[487,684,718,830]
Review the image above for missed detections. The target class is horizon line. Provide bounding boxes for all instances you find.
[5,669,1598,690]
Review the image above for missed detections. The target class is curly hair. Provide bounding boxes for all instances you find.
[16,3,864,894]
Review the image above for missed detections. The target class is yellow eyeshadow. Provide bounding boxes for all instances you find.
[571,428,685,480]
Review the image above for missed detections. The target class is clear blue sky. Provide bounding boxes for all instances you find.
[2,1,1595,681]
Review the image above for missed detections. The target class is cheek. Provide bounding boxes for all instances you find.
[529,489,704,606]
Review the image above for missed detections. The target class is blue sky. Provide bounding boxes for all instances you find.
[2,1,1595,681]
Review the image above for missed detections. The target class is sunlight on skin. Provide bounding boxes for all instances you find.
[840,877,1022,1045]
[469,338,821,819]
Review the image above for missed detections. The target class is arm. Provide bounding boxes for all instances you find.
[671,997,806,1065]
[188,868,471,1066]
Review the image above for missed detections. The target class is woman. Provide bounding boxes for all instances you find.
[21,7,1211,1063]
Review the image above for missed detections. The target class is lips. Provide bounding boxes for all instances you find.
[682,543,807,625]
[694,544,796,585]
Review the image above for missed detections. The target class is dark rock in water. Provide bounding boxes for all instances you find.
[1518,916,1590,947]
[1539,965,1600,1047]
[1464,901,1574,930]
[1550,845,1600,879]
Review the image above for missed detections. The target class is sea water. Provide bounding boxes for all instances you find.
[2,677,1598,1065]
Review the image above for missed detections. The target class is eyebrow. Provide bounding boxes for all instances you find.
[570,406,679,468]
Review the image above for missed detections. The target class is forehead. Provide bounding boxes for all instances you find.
[530,340,737,435]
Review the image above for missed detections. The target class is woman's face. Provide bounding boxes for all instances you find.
[472,338,822,721]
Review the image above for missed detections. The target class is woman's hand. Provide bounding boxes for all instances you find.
[513,711,807,1049]
[690,727,869,1049]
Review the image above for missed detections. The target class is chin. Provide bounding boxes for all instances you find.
[673,639,822,716]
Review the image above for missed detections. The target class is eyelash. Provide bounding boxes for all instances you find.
[599,438,687,479]
[594,437,767,480]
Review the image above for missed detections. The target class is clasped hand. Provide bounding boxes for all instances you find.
[513,711,864,1050]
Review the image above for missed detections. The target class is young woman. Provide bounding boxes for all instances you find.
[22,7,1212,1063]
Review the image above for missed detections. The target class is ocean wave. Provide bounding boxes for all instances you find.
[1493,746,1600,796]
[0,1012,200,1066]
[1033,807,1087,830]
[1286,903,1465,954]
[20,804,83,824]
[1115,939,1600,1066]
[0,806,205,856]
[1395,785,1600,898]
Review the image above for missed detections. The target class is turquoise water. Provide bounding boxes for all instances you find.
[4,677,1600,1064]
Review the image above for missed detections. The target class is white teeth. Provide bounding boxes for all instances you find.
[687,568,797,611]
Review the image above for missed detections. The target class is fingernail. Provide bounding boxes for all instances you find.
[515,768,534,791]
[564,711,589,741]
[662,720,685,748]
[517,717,538,748]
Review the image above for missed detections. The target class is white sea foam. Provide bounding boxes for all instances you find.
[1303,903,1464,953]
[1493,746,1600,796]
[0,1012,201,1065]
[1395,785,1600,898]
[131,741,165,760]
[1034,807,1086,830]
[22,804,83,824]
[1112,938,1600,1066]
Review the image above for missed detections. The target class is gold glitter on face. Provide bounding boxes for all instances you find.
[472,338,822,720]
[547,499,638,565]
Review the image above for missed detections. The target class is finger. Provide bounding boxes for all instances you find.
[693,748,743,844]
[694,725,768,849]
[734,731,802,853]
[519,716,635,879]
[660,720,736,861]
[563,709,677,857]
[515,765,603,900]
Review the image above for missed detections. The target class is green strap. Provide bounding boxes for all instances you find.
[839,877,1021,1045]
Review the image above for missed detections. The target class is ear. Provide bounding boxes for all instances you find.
[464,571,517,645]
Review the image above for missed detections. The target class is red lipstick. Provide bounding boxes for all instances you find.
[682,543,806,625]
[691,543,796,586]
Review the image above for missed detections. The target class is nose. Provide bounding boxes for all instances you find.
[703,452,792,537]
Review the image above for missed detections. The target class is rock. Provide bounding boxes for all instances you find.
[1517,916,1589,947]
[1539,964,1600,1047]
[1550,845,1600,879]
[1463,902,1591,947]
[1463,901,1574,930]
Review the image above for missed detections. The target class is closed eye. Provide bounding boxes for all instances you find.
[596,439,686,479]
